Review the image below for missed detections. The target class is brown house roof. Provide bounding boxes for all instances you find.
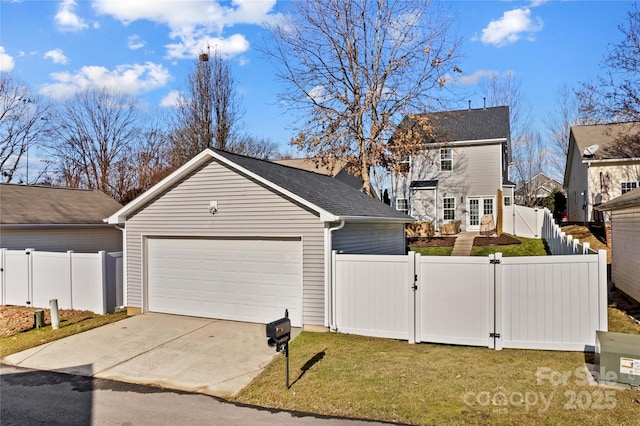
[570,122,640,160]
[0,184,122,225]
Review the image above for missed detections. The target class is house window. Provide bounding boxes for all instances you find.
[504,196,512,206]
[621,181,638,194]
[396,198,409,214]
[440,148,452,171]
[483,198,494,215]
[443,197,455,220]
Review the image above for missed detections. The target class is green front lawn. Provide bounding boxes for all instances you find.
[411,246,453,256]
[235,307,640,425]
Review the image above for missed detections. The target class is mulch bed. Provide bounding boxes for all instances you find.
[473,234,521,246]
[407,237,456,247]
[0,306,95,337]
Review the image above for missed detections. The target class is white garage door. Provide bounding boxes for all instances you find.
[147,237,302,326]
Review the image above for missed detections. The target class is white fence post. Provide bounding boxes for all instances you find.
[67,250,74,310]
[0,248,5,306]
[492,253,503,350]
[408,251,417,344]
[598,249,608,332]
[99,251,107,315]
[26,248,35,307]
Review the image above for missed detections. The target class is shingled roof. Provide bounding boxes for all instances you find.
[0,184,122,225]
[570,122,640,160]
[109,149,411,224]
[394,106,511,143]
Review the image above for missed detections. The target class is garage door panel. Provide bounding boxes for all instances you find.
[147,238,302,326]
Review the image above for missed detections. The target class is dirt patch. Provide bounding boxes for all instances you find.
[0,306,96,337]
[473,234,521,247]
[408,237,456,247]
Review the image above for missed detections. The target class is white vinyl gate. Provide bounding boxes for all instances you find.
[332,250,608,351]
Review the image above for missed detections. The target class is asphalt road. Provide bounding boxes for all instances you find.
[1,365,391,426]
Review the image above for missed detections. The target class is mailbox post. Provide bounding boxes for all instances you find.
[266,309,291,389]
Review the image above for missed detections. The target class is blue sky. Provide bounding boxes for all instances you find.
[0,0,634,153]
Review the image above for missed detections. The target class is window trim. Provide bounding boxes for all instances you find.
[621,181,638,195]
[443,196,455,221]
[440,148,453,171]
[396,198,409,214]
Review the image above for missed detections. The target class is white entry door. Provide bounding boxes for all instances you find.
[146,237,302,326]
[467,197,495,231]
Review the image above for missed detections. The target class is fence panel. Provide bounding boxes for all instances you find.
[1,249,121,314]
[4,250,30,306]
[500,254,605,351]
[334,254,410,340]
[71,252,105,314]
[32,251,72,309]
[513,205,544,238]
[417,257,493,347]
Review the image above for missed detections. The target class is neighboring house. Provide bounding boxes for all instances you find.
[564,121,640,223]
[514,172,563,206]
[0,183,122,252]
[390,106,514,232]
[595,187,640,303]
[107,149,411,328]
[274,157,375,196]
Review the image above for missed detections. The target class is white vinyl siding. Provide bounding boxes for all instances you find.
[0,226,122,252]
[124,159,326,326]
[332,223,406,255]
[611,207,640,303]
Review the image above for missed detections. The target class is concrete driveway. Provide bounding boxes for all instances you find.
[2,313,299,397]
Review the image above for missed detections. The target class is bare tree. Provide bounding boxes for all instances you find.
[266,0,462,195]
[226,135,280,160]
[578,3,640,122]
[170,48,242,165]
[0,74,52,183]
[545,83,580,180]
[48,88,141,201]
[511,130,547,207]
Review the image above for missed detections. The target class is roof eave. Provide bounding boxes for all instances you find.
[333,215,414,224]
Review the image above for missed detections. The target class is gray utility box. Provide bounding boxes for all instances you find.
[596,331,640,387]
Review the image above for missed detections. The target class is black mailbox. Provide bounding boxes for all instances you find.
[266,317,291,349]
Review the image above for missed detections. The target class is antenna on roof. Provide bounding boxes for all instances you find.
[468,100,471,110]
[483,97,486,109]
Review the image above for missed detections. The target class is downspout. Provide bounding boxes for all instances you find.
[115,225,126,311]
[324,219,345,331]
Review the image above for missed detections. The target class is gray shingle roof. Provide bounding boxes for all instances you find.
[213,150,410,220]
[396,106,511,143]
[0,184,122,225]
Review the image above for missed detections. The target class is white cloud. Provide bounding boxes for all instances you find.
[456,69,497,85]
[166,33,250,59]
[93,0,276,58]
[478,8,543,47]
[0,46,15,72]
[39,62,171,99]
[56,0,89,32]
[160,90,181,107]
[44,49,68,65]
[127,35,146,50]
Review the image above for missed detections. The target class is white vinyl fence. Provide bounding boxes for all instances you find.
[0,249,123,314]
[503,205,545,238]
[332,249,608,351]
[541,208,596,255]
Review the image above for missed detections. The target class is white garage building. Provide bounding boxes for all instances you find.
[108,149,411,328]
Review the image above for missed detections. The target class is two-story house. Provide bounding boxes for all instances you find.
[391,106,513,232]
[564,121,640,224]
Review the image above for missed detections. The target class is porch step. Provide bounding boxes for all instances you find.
[451,232,478,256]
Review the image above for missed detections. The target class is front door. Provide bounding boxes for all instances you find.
[467,197,495,231]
